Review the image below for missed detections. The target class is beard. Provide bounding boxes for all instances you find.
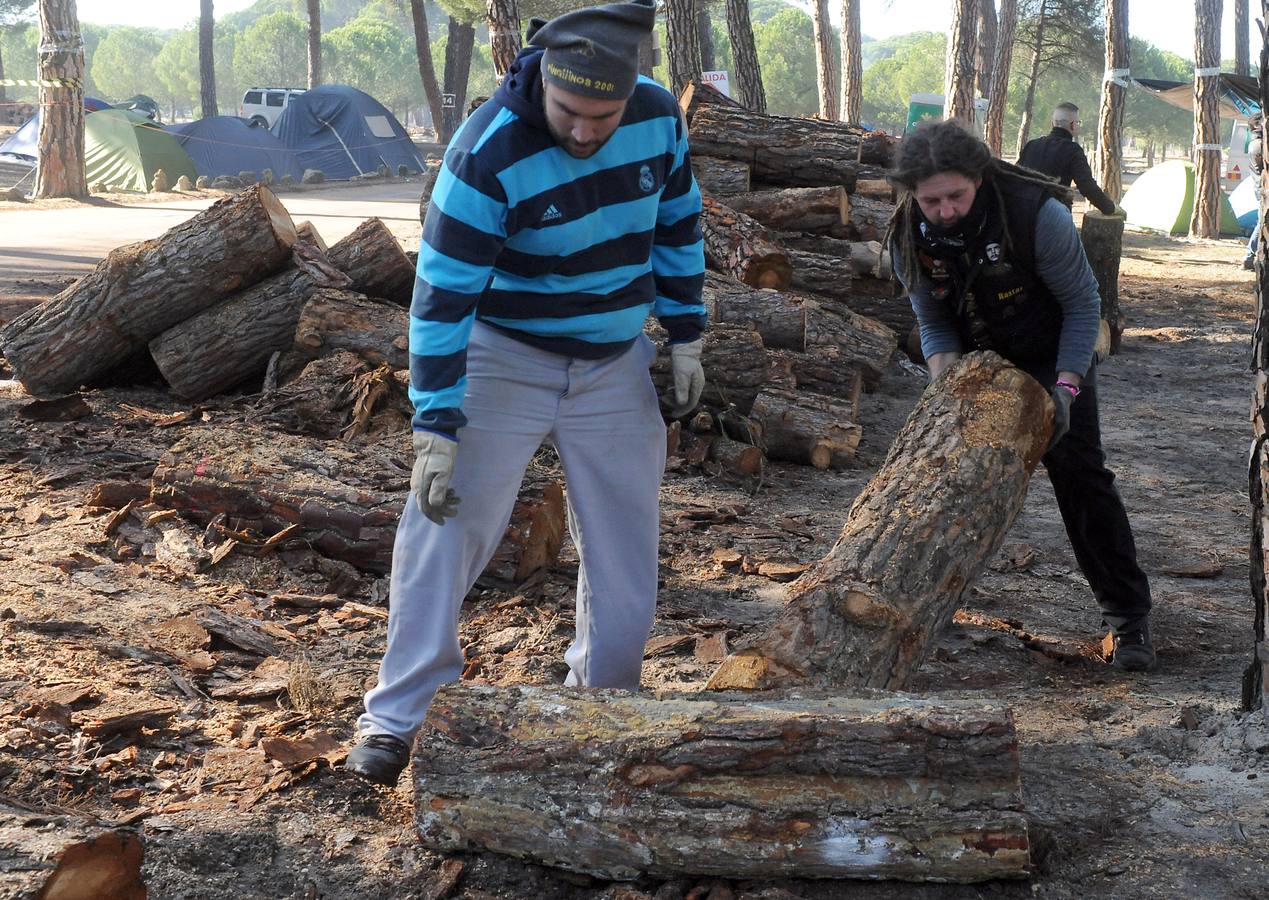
[546,120,613,159]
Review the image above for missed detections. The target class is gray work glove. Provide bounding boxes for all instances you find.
[411,431,460,525]
[1048,384,1074,451]
[668,339,705,418]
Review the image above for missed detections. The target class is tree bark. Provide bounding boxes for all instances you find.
[413,685,1031,882]
[722,186,848,232]
[678,78,742,123]
[1,185,296,396]
[839,0,862,122]
[811,0,839,121]
[199,0,217,117]
[703,272,808,350]
[0,801,147,900]
[696,1,715,72]
[841,193,895,241]
[305,0,321,87]
[410,0,444,139]
[1235,0,1250,77]
[690,156,750,194]
[700,193,793,289]
[486,0,520,79]
[1080,210,1124,355]
[1095,0,1128,202]
[1190,0,1224,239]
[708,434,765,474]
[325,216,415,305]
[292,288,410,370]
[725,0,766,112]
[666,0,702,97]
[35,0,87,199]
[785,248,913,339]
[945,0,979,126]
[768,347,863,414]
[750,387,861,468]
[688,104,862,190]
[984,0,1018,156]
[708,352,1051,692]
[976,0,997,99]
[440,16,475,143]
[650,323,769,415]
[1014,0,1049,159]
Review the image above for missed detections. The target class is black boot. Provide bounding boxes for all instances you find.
[345,733,411,785]
[1109,619,1156,671]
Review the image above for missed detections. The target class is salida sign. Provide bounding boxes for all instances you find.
[701,70,731,98]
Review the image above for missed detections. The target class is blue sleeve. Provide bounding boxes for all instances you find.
[1033,198,1101,375]
[891,236,965,361]
[409,149,508,435]
[652,112,706,343]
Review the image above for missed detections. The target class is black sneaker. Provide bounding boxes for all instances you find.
[345,733,411,785]
[1109,620,1156,671]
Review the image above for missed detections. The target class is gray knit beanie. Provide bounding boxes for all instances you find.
[526,0,654,100]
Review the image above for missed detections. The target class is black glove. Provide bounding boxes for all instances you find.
[1048,384,1074,451]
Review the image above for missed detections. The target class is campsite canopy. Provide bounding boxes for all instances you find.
[167,116,303,181]
[272,84,424,180]
[0,96,112,162]
[85,108,197,192]
[1120,159,1243,236]
[1132,74,1260,119]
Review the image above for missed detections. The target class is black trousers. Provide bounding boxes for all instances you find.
[1024,364,1153,628]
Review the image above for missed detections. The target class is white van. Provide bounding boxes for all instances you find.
[239,87,306,128]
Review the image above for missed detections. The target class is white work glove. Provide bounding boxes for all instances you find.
[668,339,706,418]
[411,431,460,525]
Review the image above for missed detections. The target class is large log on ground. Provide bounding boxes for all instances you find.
[750,387,861,468]
[722,187,848,232]
[650,323,769,415]
[326,217,415,306]
[703,272,807,350]
[677,80,743,124]
[690,156,751,195]
[700,194,792,289]
[259,351,412,439]
[0,802,147,899]
[0,185,296,396]
[150,427,565,580]
[1080,210,1125,355]
[689,105,861,190]
[414,685,1030,882]
[708,352,1052,693]
[292,288,411,369]
[859,130,898,167]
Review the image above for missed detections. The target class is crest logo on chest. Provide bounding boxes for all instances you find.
[639,164,655,193]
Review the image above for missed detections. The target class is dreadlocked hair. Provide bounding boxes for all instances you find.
[882,119,1074,288]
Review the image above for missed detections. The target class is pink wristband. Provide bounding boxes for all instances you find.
[1056,379,1080,398]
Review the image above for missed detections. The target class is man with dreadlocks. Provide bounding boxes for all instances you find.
[887,120,1155,671]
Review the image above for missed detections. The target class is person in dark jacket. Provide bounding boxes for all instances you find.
[1019,102,1121,216]
[888,120,1155,674]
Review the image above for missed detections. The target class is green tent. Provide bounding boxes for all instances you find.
[84,109,197,192]
[1120,159,1242,236]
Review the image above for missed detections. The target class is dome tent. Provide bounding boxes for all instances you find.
[0,96,111,163]
[84,109,198,192]
[271,84,423,180]
[166,116,303,181]
[1120,159,1242,237]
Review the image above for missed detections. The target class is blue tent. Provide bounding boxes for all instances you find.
[0,96,111,162]
[166,116,303,181]
[272,85,423,180]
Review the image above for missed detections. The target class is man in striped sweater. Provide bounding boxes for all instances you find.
[346,0,707,785]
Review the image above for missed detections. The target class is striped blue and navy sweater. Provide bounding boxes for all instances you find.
[410,47,706,436]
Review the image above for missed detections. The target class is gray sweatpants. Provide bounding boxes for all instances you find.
[357,322,667,742]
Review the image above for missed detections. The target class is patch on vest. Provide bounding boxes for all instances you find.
[985,242,1002,263]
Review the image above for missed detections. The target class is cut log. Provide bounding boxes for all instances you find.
[859,130,898,167]
[855,179,896,202]
[0,185,297,396]
[677,79,743,124]
[842,194,895,243]
[650,323,769,415]
[292,288,411,369]
[708,352,1052,692]
[802,298,898,389]
[688,104,862,190]
[775,234,893,280]
[703,272,807,351]
[150,426,564,580]
[767,349,862,413]
[700,194,793,289]
[1079,210,1125,355]
[0,802,147,899]
[722,187,849,233]
[708,435,765,475]
[690,156,751,195]
[325,217,415,306]
[259,351,411,439]
[787,247,915,337]
[414,685,1030,882]
[750,387,862,469]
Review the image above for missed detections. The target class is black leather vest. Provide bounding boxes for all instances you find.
[913,173,1065,366]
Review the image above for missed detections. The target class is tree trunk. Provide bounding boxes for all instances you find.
[1014,0,1049,159]
[690,155,750,194]
[688,104,862,189]
[1190,0,1223,239]
[413,685,1031,882]
[0,38,6,104]
[1095,0,1129,202]
[650,323,769,415]
[708,352,1051,692]
[722,186,848,232]
[1,186,296,396]
[976,0,997,99]
[666,0,702,97]
[1080,209,1125,355]
[486,0,520,79]
[410,0,444,139]
[700,194,793,289]
[769,347,863,410]
[811,0,838,120]
[750,387,861,468]
[325,216,415,305]
[440,17,475,143]
[945,0,979,125]
[725,0,766,112]
[35,0,87,199]
[835,0,862,123]
[1235,0,1249,77]
[306,0,321,87]
[292,288,410,370]
[0,801,147,900]
[786,247,913,338]
[984,0,1018,156]
[697,1,715,72]
[199,0,217,117]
